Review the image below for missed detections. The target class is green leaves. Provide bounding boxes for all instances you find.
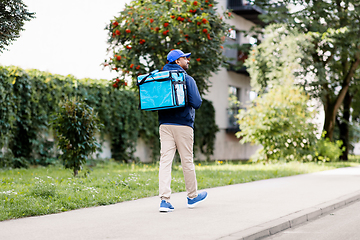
[0,0,35,53]
[237,82,318,162]
[1,65,218,166]
[248,0,360,142]
[53,98,101,177]
[194,99,219,159]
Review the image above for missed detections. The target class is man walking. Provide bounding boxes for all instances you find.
[158,49,208,212]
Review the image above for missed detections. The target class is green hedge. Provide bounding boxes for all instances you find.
[0,66,218,167]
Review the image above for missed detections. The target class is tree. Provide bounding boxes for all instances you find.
[247,0,360,142]
[0,0,35,53]
[104,0,232,95]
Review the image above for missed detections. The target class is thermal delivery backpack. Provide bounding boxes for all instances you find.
[137,70,187,111]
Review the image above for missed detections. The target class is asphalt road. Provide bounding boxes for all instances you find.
[262,200,360,240]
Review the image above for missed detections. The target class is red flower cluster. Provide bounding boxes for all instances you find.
[113,79,128,88]
[164,22,169,27]
[155,27,160,31]
[171,15,175,19]
[202,18,208,24]
[115,55,121,61]
[203,29,208,33]
[126,29,131,33]
[115,30,120,35]
[189,9,197,13]
[207,34,211,40]
[193,1,198,6]
[163,30,169,35]
[130,64,134,68]
[136,65,141,70]
[150,18,154,23]
[139,39,146,44]
[126,45,132,49]
[177,16,185,21]
[209,4,213,7]
[112,21,118,27]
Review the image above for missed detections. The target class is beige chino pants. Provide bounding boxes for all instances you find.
[159,124,198,201]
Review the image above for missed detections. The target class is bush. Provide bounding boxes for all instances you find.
[194,99,219,159]
[53,98,101,176]
[315,132,344,162]
[237,82,318,162]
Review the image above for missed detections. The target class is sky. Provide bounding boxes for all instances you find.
[1,0,132,80]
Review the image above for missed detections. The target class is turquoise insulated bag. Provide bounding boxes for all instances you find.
[137,70,187,111]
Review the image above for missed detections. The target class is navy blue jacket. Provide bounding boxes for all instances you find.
[158,63,202,128]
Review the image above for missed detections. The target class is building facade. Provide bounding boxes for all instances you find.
[195,0,263,161]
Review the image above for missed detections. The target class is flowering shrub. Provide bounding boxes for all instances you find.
[104,0,232,94]
[237,82,318,162]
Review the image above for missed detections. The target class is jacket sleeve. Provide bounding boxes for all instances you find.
[186,75,202,109]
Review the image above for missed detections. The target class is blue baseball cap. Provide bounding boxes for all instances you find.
[167,49,191,62]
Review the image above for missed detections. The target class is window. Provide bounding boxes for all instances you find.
[224,29,240,65]
[229,29,237,40]
[228,86,241,107]
[227,86,241,131]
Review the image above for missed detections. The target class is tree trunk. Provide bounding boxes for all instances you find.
[323,55,360,140]
[323,103,336,141]
[339,91,352,161]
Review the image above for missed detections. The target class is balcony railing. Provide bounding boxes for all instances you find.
[227,0,266,26]
[224,44,251,75]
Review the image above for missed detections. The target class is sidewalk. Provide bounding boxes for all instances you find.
[1,166,360,240]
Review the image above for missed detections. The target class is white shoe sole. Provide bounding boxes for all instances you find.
[187,194,208,208]
[159,207,173,212]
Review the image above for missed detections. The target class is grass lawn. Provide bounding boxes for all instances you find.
[1,159,359,221]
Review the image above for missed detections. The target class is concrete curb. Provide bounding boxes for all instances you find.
[217,190,360,240]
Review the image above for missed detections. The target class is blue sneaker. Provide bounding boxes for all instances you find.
[159,200,174,212]
[187,191,208,208]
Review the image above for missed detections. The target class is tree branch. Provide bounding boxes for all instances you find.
[333,51,360,116]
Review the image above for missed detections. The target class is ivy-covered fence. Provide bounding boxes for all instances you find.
[0,66,218,167]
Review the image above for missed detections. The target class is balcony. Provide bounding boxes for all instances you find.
[227,0,266,26]
[224,43,252,75]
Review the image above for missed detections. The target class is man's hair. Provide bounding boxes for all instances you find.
[167,60,177,64]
